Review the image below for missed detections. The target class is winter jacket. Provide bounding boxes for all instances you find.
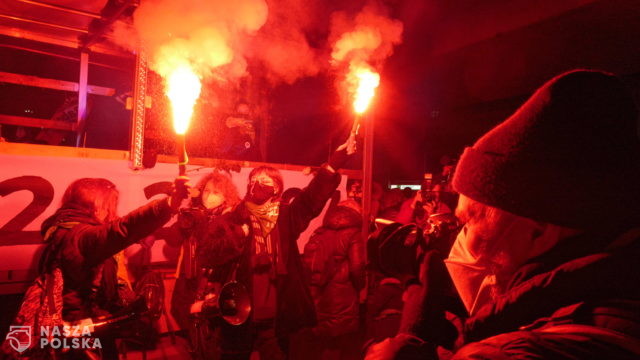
[453,228,640,358]
[39,199,174,322]
[198,168,341,341]
[394,228,640,359]
[303,204,365,337]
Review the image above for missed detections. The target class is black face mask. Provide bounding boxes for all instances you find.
[248,182,276,204]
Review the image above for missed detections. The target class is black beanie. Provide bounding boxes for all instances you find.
[453,70,640,229]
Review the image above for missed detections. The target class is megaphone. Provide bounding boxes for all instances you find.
[198,281,252,326]
[218,281,252,325]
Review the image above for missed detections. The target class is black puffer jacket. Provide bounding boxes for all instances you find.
[303,204,365,337]
[40,199,174,322]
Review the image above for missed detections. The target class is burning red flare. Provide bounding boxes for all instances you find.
[166,64,202,135]
[348,63,380,114]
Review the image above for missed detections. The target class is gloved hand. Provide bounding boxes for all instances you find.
[328,135,356,170]
[191,293,220,316]
[328,147,349,170]
[327,131,358,171]
[177,208,207,230]
[169,176,190,211]
[400,250,459,350]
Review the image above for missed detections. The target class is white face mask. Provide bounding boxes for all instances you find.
[444,228,501,315]
[201,181,225,210]
[445,205,568,315]
[203,193,224,209]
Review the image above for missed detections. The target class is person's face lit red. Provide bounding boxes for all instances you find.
[449,195,573,313]
[202,181,224,209]
[250,172,278,193]
[453,195,493,259]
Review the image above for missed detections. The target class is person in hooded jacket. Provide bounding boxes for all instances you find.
[39,177,187,359]
[296,199,365,360]
[366,70,640,359]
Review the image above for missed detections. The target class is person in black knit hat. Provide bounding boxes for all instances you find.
[366,69,640,359]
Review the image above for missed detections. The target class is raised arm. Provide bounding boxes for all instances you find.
[77,177,188,266]
[286,167,342,237]
[285,138,354,236]
[77,198,175,266]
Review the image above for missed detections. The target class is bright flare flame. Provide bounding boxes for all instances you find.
[166,65,202,135]
[349,64,380,114]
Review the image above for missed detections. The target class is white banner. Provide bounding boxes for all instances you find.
[0,150,346,294]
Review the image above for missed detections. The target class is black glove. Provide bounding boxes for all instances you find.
[177,208,206,230]
[328,147,350,170]
[404,250,459,350]
[169,176,190,211]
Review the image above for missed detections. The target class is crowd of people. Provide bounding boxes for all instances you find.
[3,69,640,360]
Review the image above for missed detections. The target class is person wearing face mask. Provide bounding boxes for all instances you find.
[168,171,241,349]
[22,177,188,359]
[366,70,640,360]
[198,140,355,360]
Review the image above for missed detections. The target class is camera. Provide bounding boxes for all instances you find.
[422,191,436,202]
[422,213,460,255]
[178,207,208,229]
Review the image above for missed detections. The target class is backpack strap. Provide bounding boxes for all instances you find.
[37,222,80,321]
[46,271,60,321]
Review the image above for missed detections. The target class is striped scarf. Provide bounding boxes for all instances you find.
[251,215,273,255]
[245,200,280,255]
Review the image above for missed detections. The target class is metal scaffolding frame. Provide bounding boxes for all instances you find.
[0,0,141,164]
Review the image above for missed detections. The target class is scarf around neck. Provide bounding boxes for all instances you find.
[245,200,280,236]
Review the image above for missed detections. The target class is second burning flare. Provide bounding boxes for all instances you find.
[166,64,202,176]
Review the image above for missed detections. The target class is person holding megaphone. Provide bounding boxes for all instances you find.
[197,138,356,360]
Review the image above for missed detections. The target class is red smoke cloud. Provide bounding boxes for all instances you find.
[330,5,402,67]
[110,0,402,87]
[329,3,403,111]
[111,0,267,80]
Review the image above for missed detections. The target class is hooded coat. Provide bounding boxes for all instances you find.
[303,204,365,337]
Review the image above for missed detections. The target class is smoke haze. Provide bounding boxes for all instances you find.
[111,0,403,86]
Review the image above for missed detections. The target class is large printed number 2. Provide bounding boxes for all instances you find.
[0,176,55,231]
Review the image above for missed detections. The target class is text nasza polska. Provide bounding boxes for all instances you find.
[40,326,102,349]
